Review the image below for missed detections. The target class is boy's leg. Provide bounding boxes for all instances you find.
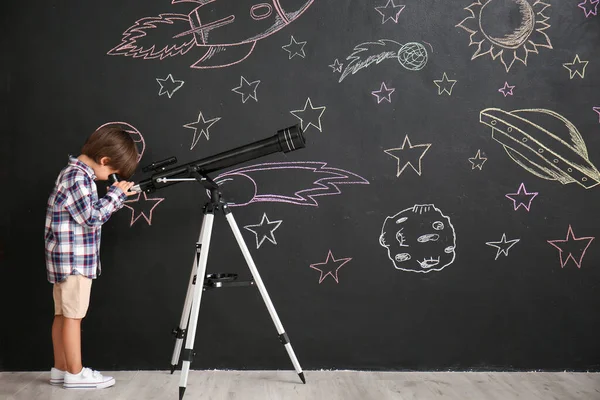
[51,315,68,371]
[62,317,83,374]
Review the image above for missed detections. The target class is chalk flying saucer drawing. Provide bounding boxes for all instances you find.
[479,108,600,189]
[107,0,314,69]
[338,39,428,82]
[456,0,553,72]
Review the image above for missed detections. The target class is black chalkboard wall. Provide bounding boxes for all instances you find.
[3,0,600,372]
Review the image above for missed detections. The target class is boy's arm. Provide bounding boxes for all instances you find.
[64,177,127,228]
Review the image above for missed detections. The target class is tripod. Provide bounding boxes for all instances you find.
[167,172,305,400]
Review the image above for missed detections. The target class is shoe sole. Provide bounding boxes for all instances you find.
[64,378,115,389]
[50,380,63,385]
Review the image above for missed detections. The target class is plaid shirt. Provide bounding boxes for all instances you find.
[45,156,127,284]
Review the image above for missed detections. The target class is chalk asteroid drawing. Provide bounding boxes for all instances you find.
[479,108,600,189]
[212,161,369,207]
[338,39,428,82]
[456,0,553,72]
[379,204,457,273]
[107,0,315,69]
[96,122,145,162]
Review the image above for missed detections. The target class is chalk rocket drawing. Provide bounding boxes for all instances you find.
[309,250,352,284]
[123,192,165,226]
[498,82,515,97]
[329,59,343,73]
[563,55,588,79]
[183,111,221,149]
[290,98,326,132]
[372,82,395,103]
[456,0,553,72]
[281,35,306,59]
[338,39,428,82]
[479,108,600,189]
[505,182,538,211]
[232,76,260,103]
[156,73,184,98]
[594,107,600,122]
[547,225,594,269]
[375,0,405,24]
[107,0,315,69]
[379,204,457,273]
[433,72,457,96]
[578,0,599,17]
[96,122,145,162]
[486,233,520,260]
[212,161,369,207]
[243,213,282,249]
[468,150,487,170]
[384,135,431,177]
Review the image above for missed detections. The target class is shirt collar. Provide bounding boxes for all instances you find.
[68,155,97,180]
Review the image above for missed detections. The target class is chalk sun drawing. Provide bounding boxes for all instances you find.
[309,250,352,284]
[212,161,369,207]
[338,39,428,82]
[96,122,145,162]
[384,135,431,177]
[479,108,600,189]
[123,192,165,226]
[107,0,315,69]
[243,213,282,249]
[547,225,594,269]
[469,149,487,170]
[375,0,405,24]
[456,0,553,72]
[183,111,221,150]
[379,204,457,273]
[563,55,589,79]
[486,233,520,260]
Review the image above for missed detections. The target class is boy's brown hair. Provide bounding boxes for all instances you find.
[81,126,139,179]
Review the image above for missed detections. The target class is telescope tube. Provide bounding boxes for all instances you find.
[131,124,305,193]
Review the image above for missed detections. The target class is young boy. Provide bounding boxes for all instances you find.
[45,126,138,389]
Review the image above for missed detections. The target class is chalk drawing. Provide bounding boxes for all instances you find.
[486,233,520,260]
[290,98,326,132]
[384,135,431,177]
[107,1,315,69]
[212,161,370,207]
[329,59,343,73]
[309,250,352,284]
[594,107,600,122]
[375,0,406,24]
[434,72,457,96]
[498,81,515,97]
[505,182,538,211]
[282,35,306,59]
[372,82,395,104]
[183,111,221,150]
[480,108,600,189]
[243,213,282,249]
[548,225,594,269]
[156,73,184,98]
[468,150,487,170]
[563,55,589,79]
[578,0,599,17]
[338,40,428,82]
[232,76,260,103]
[379,204,457,273]
[96,122,145,162]
[123,192,165,226]
[456,0,553,72]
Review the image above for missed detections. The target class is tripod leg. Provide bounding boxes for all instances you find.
[178,210,216,400]
[170,214,208,373]
[223,206,306,384]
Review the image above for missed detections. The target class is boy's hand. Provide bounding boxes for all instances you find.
[112,181,136,196]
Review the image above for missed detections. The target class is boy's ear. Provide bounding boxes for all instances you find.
[99,156,111,166]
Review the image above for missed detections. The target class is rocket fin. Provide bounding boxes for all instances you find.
[190,42,257,69]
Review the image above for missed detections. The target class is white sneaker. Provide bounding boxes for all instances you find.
[63,367,115,389]
[50,367,66,385]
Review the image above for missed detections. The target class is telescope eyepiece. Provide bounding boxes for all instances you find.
[277,124,305,153]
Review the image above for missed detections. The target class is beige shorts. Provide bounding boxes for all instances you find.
[53,274,93,319]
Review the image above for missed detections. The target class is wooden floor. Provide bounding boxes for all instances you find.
[1,370,599,400]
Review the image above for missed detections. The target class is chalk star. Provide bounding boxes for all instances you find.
[563,55,589,79]
[232,76,260,103]
[578,0,599,17]
[309,250,352,284]
[498,81,515,97]
[505,183,538,212]
[329,58,343,73]
[282,35,306,59]
[384,135,431,177]
[486,234,520,261]
[290,97,326,132]
[183,111,221,149]
[548,225,594,269]
[123,192,165,226]
[375,0,406,24]
[243,213,282,249]
[156,74,184,98]
[371,82,395,104]
[468,149,487,170]
[593,106,600,122]
[434,72,457,96]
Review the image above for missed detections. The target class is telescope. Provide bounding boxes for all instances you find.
[131,124,306,193]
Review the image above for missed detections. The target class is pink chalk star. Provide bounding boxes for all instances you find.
[309,250,352,284]
[371,82,395,104]
[498,82,515,97]
[593,107,600,122]
[123,192,165,226]
[548,225,594,269]
[578,0,599,17]
[505,183,538,212]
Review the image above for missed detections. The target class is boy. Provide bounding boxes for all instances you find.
[45,126,138,389]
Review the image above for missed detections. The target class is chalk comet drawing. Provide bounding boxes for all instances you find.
[96,122,145,162]
[338,39,428,83]
[480,108,600,189]
[456,0,553,72]
[123,192,165,226]
[107,0,315,69]
[212,161,369,207]
[548,225,594,269]
[379,204,457,273]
